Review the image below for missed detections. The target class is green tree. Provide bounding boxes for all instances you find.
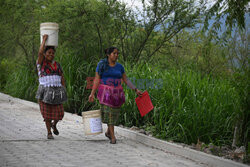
[119,0,203,63]
[205,0,249,30]
[0,0,42,70]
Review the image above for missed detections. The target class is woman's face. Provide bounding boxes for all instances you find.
[108,49,119,63]
[45,49,55,62]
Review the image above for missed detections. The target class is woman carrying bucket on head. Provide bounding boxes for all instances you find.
[35,34,67,139]
[88,47,142,144]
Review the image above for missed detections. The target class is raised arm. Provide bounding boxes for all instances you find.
[37,34,48,64]
[122,73,142,96]
[88,72,101,102]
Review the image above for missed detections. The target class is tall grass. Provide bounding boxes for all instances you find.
[56,48,99,114]
[4,63,38,102]
[120,63,240,145]
[2,47,99,113]
[3,55,241,146]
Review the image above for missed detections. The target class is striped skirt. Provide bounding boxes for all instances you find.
[39,101,64,120]
[101,104,120,126]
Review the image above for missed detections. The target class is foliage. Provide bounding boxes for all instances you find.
[124,0,203,62]
[0,0,42,70]
[0,0,248,155]
[4,62,38,102]
[0,59,11,90]
[55,46,98,113]
[225,28,250,152]
[120,63,240,145]
[153,29,230,77]
[204,0,249,30]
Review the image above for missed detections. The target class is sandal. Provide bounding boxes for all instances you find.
[52,124,59,135]
[105,132,111,140]
[47,133,54,139]
[110,138,116,144]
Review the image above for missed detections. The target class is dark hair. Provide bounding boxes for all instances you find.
[104,47,119,56]
[97,47,119,76]
[44,46,56,53]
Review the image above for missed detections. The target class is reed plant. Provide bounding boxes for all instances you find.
[56,47,99,114]
[4,63,38,102]
[120,63,240,145]
[3,54,241,146]
[3,47,99,113]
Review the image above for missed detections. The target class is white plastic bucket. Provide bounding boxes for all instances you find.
[40,22,59,47]
[82,110,103,135]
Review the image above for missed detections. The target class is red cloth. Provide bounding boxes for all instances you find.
[39,101,64,120]
[135,91,154,117]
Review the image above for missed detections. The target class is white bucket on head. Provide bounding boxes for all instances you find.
[40,22,59,47]
[82,110,103,135]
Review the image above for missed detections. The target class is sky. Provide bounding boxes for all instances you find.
[118,0,217,11]
[118,0,218,22]
[118,0,147,10]
[118,0,250,34]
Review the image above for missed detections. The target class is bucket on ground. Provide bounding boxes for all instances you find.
[40,22,59,47]
[82,110,103,135]
[135,91,154,117]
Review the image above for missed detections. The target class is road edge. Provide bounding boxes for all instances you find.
[1,93,248,167]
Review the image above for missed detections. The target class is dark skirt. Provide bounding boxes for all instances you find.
[39,101,64,121]
[101,104,120,126]
[36,85,67,104]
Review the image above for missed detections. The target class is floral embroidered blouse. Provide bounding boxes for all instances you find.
[37,60,63,87]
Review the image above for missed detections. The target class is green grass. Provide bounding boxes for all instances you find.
[4,63,38,102]
[56,47,99,114]
[120,63,240,145]
[2,57,241,146]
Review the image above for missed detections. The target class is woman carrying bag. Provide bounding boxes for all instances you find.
[89,47,142,144]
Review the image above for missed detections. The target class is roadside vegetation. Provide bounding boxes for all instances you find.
[0,0,249,163]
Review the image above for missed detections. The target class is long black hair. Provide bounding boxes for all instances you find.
[97,47,119,76]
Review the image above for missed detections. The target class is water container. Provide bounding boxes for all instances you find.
[40,22,59,47]
[135,91,154,117]
[82,110,103,135]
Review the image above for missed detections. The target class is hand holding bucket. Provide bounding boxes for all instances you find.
[40,22,59,47]
[42,34,48,42]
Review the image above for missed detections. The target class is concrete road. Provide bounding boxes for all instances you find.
[0,93,208,167]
